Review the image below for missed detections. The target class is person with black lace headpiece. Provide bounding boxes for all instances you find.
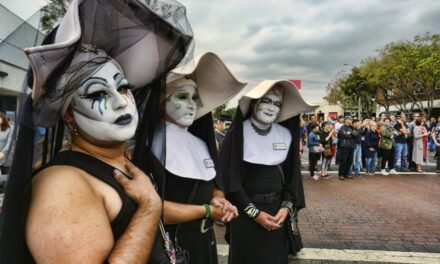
[218,80,314,263]
[0,0,193,263]
[134,52,245,264]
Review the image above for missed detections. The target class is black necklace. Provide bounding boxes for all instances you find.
[251,120,272,136]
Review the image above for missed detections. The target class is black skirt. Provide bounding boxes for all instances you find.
[162,171,218,264]
[229,162,289,264]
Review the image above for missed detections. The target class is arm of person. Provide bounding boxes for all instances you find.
[432,130,439,145]
[0,129,12,160]
[211,187,238,222]
[338,126,348,138]
[26,167,115,264]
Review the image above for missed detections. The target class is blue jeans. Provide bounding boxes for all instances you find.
[365,152,378,173]
[349,145,362,175]
[394,143,408,169]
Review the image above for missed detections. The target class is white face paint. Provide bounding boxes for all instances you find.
[165,85,198,127]
[253,89,283,125]
[71,61,138,143]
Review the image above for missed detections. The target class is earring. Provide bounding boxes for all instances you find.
[65,121,78,149]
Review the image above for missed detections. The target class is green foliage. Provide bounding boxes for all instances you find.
[212,104,237,119]
[326,32,440,117]
[40,0,71,33]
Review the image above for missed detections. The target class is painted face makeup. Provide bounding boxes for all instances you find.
[71,61,138,142]
[253,89,283,125]
[166,85,199,127]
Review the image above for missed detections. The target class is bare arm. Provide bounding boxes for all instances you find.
[163,187,237,225]
[163,200,206,225]
[26,167,115,264]
[108,164,162,263]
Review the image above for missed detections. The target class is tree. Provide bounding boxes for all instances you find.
[212,104,237,120]
[40,0,71,33]
[329,32,440,117]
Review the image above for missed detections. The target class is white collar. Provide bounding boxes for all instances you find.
[153,121,216,181]
[243,119,292,165]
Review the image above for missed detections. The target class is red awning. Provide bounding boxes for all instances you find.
[288,79,301,89]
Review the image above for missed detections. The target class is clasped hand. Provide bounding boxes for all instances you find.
[255,208,289,231]
[210,197,239,223]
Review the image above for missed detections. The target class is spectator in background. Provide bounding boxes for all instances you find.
[428,117,437,153]
[413,119,429,172]
[365,122,380,175]
[349,119,363,177]
[420,120,429,163]
[394,113,410,171]
[379,117,398,175]
[215,114,232,152]
[307,115,318,134]
[377,112,387,131]
[334,115,344,165]
[432,116,440,173]
[338,116,357,180]
[408,113,421,170]
[308,123,323,180]
[360,118,371,171]
[390,115,396,126]
[0,112,13,175]
[320,121,334,178]
[300,117,307,154]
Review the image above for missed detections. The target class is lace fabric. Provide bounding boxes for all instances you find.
[26,0,194,128]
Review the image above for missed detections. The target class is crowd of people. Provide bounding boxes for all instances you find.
[303,113,440,180]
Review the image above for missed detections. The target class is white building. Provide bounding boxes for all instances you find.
[0,4,45,119]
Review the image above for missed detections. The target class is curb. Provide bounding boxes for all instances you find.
[217,245,440,264]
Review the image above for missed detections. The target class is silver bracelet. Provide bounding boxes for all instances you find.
[244,203,260,219]
[281,200,294,213]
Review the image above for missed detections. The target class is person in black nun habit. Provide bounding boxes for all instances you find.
[0,0,193,263]
[138,52,246,264]
[218,80,314,264]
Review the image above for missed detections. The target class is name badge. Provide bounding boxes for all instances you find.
[273,143,286,150]
[204,159,215,168]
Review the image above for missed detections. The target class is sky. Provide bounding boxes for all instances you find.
[1,0,439,105]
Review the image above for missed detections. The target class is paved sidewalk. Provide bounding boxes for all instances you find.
[299,172,440,253]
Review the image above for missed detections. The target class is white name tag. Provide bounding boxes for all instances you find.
[204,159,215,168]
[273,143,287,150]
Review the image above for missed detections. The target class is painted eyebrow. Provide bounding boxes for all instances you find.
[81,77,108,93]
[113,73,127,87]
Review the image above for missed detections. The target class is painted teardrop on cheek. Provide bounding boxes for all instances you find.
[91,97,105,115]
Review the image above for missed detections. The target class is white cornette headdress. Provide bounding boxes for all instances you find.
[239,80,315,122]
[166,52,247,120]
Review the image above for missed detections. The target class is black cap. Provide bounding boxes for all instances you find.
[218,114,232,121]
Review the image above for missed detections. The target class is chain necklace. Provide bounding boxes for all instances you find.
[251,120,272,136]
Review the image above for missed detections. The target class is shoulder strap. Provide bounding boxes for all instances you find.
[174,181,199,243]
[40,150,125,195]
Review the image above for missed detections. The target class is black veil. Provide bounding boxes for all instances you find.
[0,0,194,262]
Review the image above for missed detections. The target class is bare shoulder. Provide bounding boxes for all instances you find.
[27,165,114,263]
[32,165,93,195]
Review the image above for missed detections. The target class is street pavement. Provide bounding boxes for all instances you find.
[214,152,440,263]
